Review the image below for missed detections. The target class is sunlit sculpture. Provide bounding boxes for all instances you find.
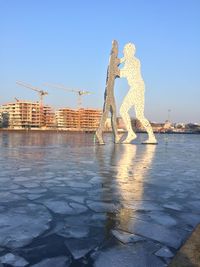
[95,40,120,144]
[96,41,157,145]
[119,43,157,144]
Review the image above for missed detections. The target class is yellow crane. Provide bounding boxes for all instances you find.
[16,81,48,127]
[44,83,91,109]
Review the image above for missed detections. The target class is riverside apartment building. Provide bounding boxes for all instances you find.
[0,101,101,130]
[0,101,56,129]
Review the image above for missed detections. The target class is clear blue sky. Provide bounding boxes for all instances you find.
[0,0,200,122]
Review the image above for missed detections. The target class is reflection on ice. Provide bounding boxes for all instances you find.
[113,144,156,234]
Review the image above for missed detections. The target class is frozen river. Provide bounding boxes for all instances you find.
[0,132,200,267]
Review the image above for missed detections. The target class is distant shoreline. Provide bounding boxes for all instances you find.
[0,129,200,135]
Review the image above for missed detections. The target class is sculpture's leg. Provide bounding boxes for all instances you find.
[96,102,110,144]
[110,103,120,143]
[135,102,157,144]
[119,91,137,143]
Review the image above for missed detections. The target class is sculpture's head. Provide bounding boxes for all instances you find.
[112,40,118,54]
[123,43,136,58]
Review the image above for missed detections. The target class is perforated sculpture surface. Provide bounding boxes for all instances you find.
[95,40,120,144]
[119,43,157,144]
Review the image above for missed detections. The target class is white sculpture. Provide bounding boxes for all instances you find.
[119,43,157,144]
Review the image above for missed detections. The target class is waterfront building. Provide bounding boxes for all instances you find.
[79,108,102,130]
[55,108,79,129]
[55,108,102,130]
[0,101,56,129]
[43,105,56,128]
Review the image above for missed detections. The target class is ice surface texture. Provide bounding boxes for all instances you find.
[0,132,200,266]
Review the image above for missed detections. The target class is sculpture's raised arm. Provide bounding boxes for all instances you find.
[120,57,126,64]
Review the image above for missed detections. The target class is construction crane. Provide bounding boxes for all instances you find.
[16,81,48,107]
[16,81,48,127]
[44,83,91,109]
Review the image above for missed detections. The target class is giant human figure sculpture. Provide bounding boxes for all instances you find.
[119,43,157,144]
[95,40,120,145]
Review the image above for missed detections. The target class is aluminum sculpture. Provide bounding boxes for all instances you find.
[96,41,157,145]
[119,43,157,144]
[95,40,120,144]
